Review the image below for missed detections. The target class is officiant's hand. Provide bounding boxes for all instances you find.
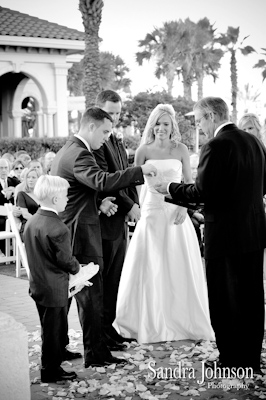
[154,182,169,195]
[127,203,141,223]
[100,197,118,217]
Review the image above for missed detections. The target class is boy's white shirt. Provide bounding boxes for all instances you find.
[40,206,58,215]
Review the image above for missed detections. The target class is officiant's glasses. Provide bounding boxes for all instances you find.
[195,114,207,127]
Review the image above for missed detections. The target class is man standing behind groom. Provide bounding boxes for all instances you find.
[156,97,266,374]
[93,90,140,350]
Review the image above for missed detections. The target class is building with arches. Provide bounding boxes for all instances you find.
[0,6,85,138]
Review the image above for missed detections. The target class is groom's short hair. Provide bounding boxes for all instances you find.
[194,97,229,121]
[81,107,113,128]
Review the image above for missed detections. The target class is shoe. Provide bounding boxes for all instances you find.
[41,366,77,383]
[84,355,127,368]
[114,335,137,344]
[104,338,127,351]
[106,330,137,344]
[64,349,82,360]
[105,355,127,365]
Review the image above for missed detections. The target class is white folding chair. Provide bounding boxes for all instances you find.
[5,203,30,278]
[0,205,16,264]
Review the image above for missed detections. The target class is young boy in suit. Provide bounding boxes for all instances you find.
[24,175,80,383]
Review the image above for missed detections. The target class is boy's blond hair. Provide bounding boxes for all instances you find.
[34,175,69,201]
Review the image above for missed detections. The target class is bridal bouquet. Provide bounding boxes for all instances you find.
[69,262,99,297]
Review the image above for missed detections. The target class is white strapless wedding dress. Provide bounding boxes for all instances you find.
[115,159,215,344]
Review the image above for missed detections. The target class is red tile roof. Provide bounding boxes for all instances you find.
[0,6,84,41]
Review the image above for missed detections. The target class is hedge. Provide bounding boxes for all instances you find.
[0,137,69,159]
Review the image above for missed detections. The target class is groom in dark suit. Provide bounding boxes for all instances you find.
[156,97,266,373]
[93,90,140,349]
[51,107,156,367]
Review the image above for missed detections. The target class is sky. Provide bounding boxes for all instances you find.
[1,0,266,117]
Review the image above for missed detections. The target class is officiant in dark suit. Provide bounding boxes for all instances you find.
[155,97,266,373]
[51,107,156,368]
[93,90,140,350]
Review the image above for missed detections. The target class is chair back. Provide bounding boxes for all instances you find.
[5,203,30,278]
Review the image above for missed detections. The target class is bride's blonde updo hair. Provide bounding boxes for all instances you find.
[140,104,181,146]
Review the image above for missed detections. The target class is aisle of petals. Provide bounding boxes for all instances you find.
[28,328,266,400]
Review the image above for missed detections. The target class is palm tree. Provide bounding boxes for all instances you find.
[254,48,266,81]
[100,52,131,92]
[215,27,256,123]
[192,18,223,100]
[136,21,182,97]
[79,0,103,108]
[68,52,131,96]
[136,18,223,101]
[238,83,261,113]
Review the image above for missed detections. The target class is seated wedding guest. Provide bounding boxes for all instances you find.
[0,158,20,256]
[2,153,15,165]
[13,167,41,238]
[28,159,44,175]
[11,159,26,182]
[43,151,56,174]
[24,174,80,383]
[238,113,264,143]
[17,153,31,167]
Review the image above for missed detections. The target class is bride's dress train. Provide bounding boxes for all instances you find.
[115,159,214,344]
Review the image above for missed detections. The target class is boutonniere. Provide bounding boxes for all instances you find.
[117,137,124,146]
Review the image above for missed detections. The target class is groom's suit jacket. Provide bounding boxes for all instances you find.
[51,136,144,262]
[93,134,139,240]
[168,124,266,259]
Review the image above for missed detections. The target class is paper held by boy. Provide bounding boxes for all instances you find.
[69,262,99,297]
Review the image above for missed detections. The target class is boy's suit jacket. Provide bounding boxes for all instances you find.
[51,136,144,262]
[93,134,139,240]
[168,124,266,259]
[24,209,80,307]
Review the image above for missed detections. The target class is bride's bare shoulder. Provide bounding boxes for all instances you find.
[172,142,189,157]
[135,144,151,165]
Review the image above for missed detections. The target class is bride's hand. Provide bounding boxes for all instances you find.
[174,206,187,225]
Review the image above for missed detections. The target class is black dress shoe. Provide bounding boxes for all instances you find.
[84,355,127,368]
[104,356,127,365]
[64,349,83,360]
[41,366,77,383]
[105,338,127,351]
[110,333,137,344]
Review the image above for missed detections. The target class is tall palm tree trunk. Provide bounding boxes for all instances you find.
[230,49,238,123]
[79,0,103,108]
[197,74,204,100]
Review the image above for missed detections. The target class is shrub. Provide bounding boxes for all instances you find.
[0,137,69,159]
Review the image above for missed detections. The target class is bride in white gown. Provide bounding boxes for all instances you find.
[115,104,214,344]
